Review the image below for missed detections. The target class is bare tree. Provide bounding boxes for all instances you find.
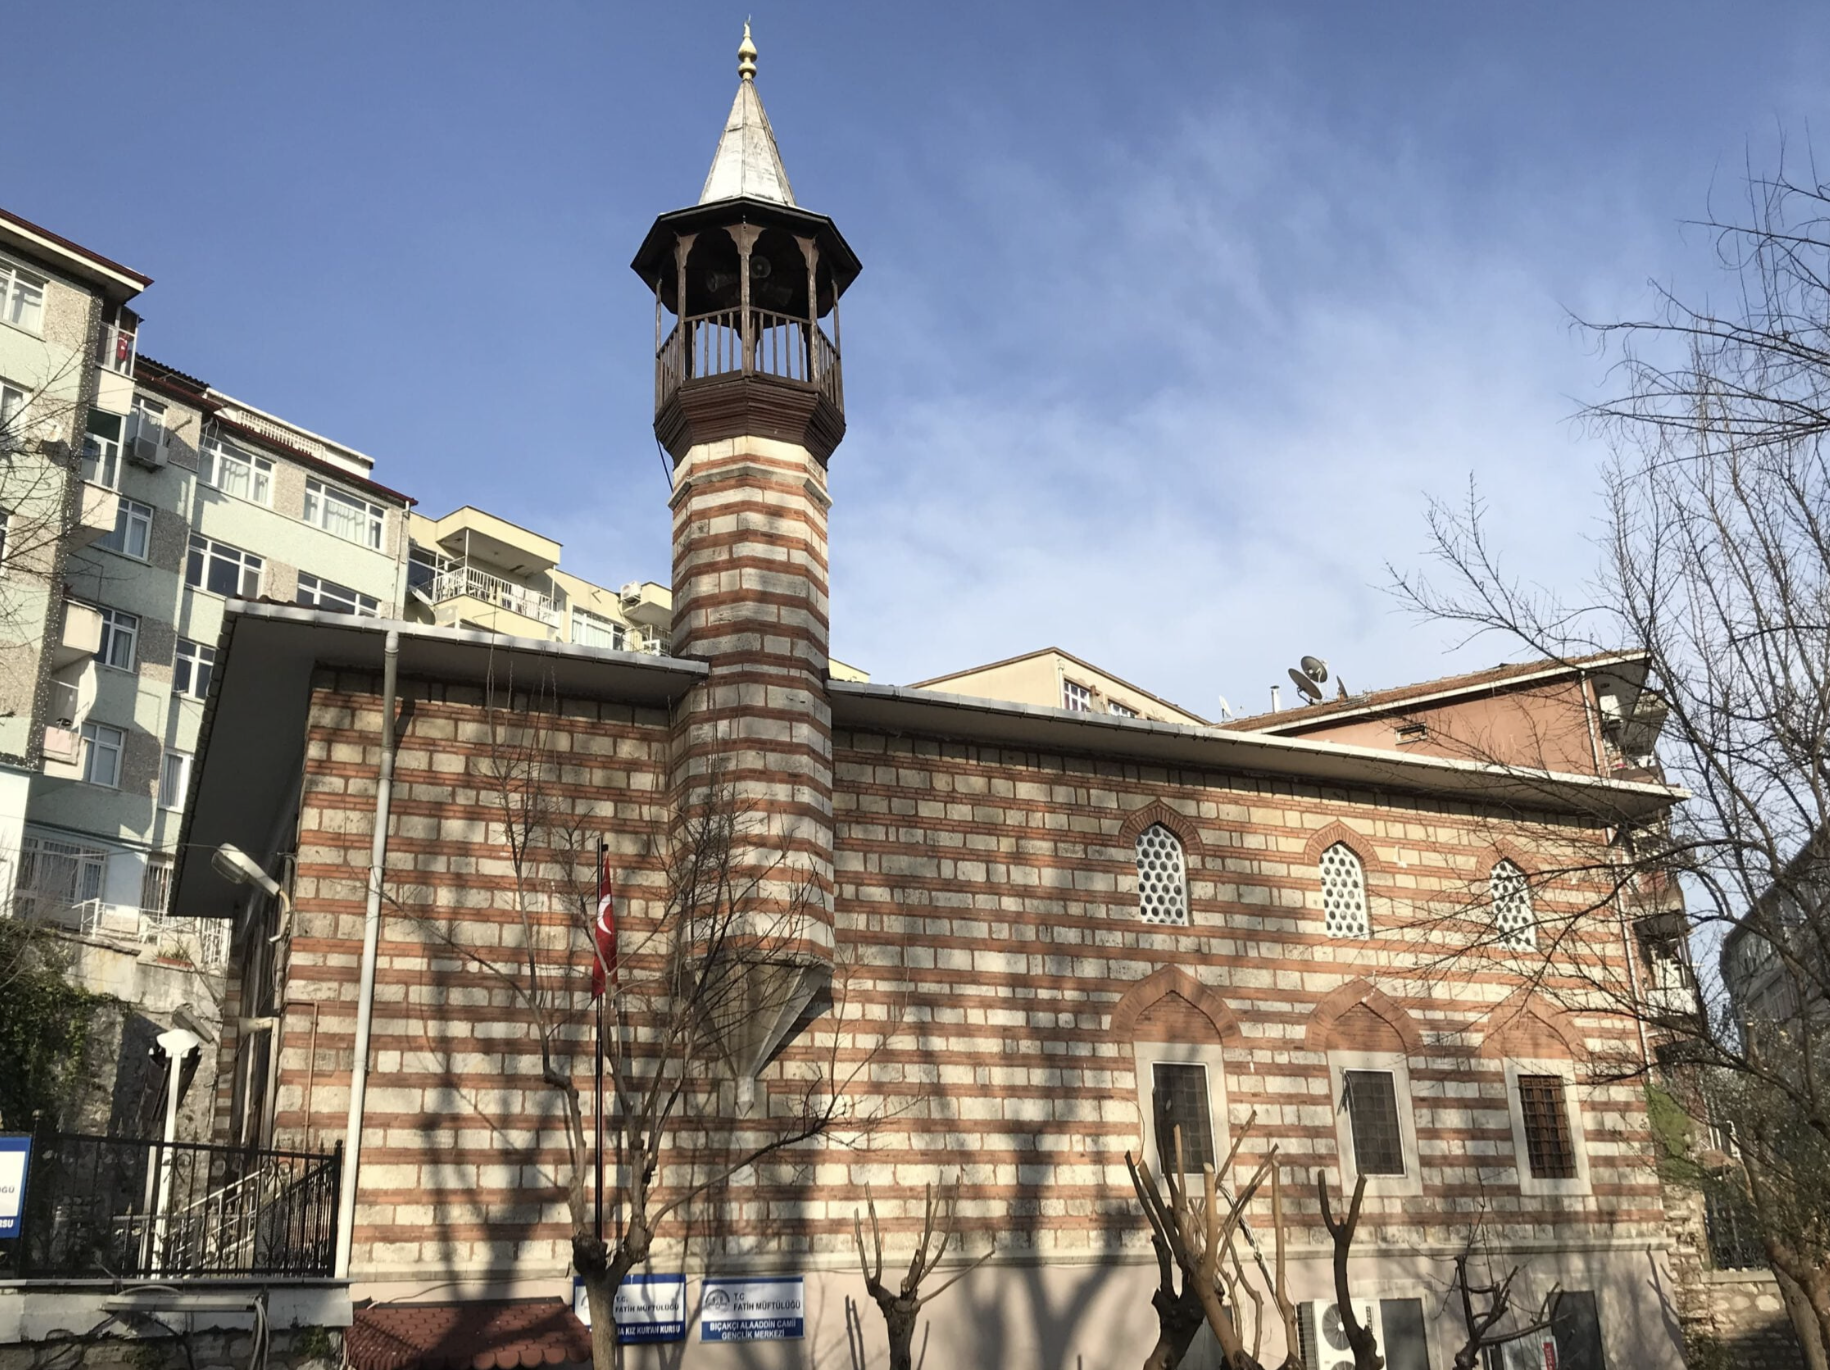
[1389,144,1830,1361]
[850,1176,993,1370]
[1127,1110,1382,1370]
[1445,1248,1560,1370]
[397,668,898,1368]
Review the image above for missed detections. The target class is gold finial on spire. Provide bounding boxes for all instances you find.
[738,20,757,80]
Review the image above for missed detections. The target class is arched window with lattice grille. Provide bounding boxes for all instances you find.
[1320,842,1368,938]
[1491,859,1535,950]
[1135,823,1188,925]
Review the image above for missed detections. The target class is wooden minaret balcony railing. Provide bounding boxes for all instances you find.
[655,306,842,413]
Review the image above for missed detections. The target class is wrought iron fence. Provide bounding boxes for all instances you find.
[0,1129,340,1279]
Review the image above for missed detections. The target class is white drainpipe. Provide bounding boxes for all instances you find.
[334,629,400,1278]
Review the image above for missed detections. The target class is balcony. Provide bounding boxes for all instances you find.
[52,601,103,671]
[618,579,672,631]
[657,307,842,413]
[92,321,138,414]
[425,507,560,575]
[425,565,559,637]
[0,1130,340,1280]
[1645,958,1700,1017]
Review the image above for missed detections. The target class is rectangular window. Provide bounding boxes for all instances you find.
[1063,679,1094,712]
[296,571,380,617]
[186,533,262,598]
[571,606,626,650]
[80,722,125,787]
[159,751,192,810]
[0,381,27,449]
[141,855,174,918]
[199,439,273,505]
[1107,700,1137,717]
[15,835,107,920]
[1151,1062,1215,1174]
[95,606,139,671]
[1343,1070,1406,1176]
[407,541,452,594]
[1517,1075,1578,1179]
[304,478,384,549]
[81,409,122,488]
[173,638,217,699]
[0,509,10,567]
[96,496,153,560]
[0,258,46,334]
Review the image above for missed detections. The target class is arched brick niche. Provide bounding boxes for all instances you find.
[1300,820,1381,873]
[1477,988,1585,1060]
[1304,977,1425,1055]
[1118,800,1203,855]
[1110,966,1239,1043]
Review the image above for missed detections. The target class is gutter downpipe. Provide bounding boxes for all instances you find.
[334,628,400,1279]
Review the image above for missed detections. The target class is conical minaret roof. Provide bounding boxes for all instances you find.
[699,23,796,206]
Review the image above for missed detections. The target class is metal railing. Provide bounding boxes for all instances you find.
[425,565,559,626]
[0,1129,341,1280]
[656,308,842,409]
[139,911,231,970]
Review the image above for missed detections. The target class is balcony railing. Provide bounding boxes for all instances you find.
[0,1129,341,1280]
[656,308,842,410]
[425,565,558,627]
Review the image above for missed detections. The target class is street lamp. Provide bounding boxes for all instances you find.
[212,842,290,941]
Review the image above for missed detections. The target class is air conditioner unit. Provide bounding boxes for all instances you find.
[619,580,643,604]
[1298,1300,1380,1370]
[127,436,166,469]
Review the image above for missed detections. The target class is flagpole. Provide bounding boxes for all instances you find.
[595,836,606,1246]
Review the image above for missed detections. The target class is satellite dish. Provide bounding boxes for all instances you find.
[1288,667,1323,703]
[1300,655,1329,683]
[1216,695,1235,720]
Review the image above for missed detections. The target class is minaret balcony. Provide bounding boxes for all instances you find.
[652,305,846,463]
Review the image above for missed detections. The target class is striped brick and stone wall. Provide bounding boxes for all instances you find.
[250,666,1685,1367]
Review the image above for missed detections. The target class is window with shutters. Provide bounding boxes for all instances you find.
[1135,823,1188,925]
[1320,842,1369,937]
[1491,858,1535,950]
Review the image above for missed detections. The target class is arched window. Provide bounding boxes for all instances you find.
[1320,842,1368,938]
[1491,859,1535,951]
[1135,823,1188,925]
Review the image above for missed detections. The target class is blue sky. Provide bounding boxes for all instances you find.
[9,4,1829,716]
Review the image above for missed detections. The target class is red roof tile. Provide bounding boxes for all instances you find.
[346,1300,591,1370]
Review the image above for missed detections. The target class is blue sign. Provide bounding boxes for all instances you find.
[574,1273,686,1344]
[0,1135,30,1240]
[700,1275,804,1342]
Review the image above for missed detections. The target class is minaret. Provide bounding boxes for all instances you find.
[631,26,860,1076]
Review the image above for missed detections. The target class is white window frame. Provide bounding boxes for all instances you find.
[186,533,263,599]
[1132,1041,1230,1180]
[1107,700,1138,718]
[570,605,626,650]
[173,638,216,700]
[15,833,107,919]
[0,380,29,450]
[304,478,384,549]
[1325,1051,1423,1198]
[1062,679,1094,712]
[199,438,274,506]
[0,257,47,336]
[129,394,168,450]
[82,409,122,489]
[79,721,125,788]
[159,750,192,811]
[97,495,153,561]
[296,571,381,617]
[95,606,139,672]
[1501,1058,1592,1197]
[0,508,10,570]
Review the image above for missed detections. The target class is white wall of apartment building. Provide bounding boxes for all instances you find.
[22,355,410,948]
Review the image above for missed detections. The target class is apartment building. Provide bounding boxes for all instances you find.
[405,504,869,677]
[13,339,414,972]
[0,209,150,919]
[912,646,1206,723]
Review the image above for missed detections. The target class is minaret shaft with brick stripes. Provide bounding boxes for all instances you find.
[632,27,860,981]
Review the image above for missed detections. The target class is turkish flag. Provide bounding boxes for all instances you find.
[591,849,617,999]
